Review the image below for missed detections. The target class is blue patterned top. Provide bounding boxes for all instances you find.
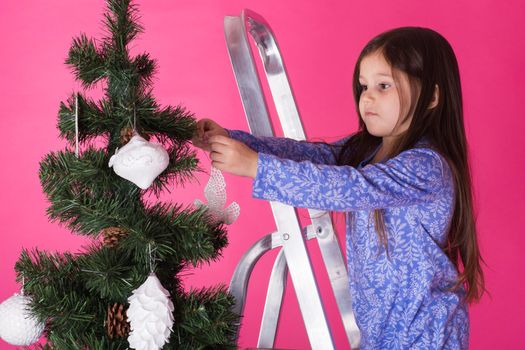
[226,129,469,350]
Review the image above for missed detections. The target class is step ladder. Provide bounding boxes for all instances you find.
[224,10,361,350]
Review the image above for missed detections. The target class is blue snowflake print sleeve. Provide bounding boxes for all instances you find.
[225,128,351,165]
[239,132,469,350]
[252,147,445,212]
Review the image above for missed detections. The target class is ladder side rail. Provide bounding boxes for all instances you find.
[307,212,361,349]
[225,13,335,350]
[223,15,273,137]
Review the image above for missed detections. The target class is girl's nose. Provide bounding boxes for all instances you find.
[361,90,375,103]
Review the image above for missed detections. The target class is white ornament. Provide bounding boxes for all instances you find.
[0,293,45,346]
[194,166,240,225]
[108,134,169,189]
[127,273,174,350]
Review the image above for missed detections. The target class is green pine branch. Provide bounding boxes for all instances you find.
[66,34,106,88]
[103,0,143,54]
[76,244,144,300]
[172,286,239,349]
[39,146,201,236]
[39,148,137,236]
[15,250,102,334]
[115,203,229,267]
[58,94,112,144]
[57,92,198,151]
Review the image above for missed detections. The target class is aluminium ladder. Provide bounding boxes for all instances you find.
[224,9,361,350]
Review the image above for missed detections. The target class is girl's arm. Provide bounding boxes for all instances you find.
[226,128,352,165]
[251,147,448,212]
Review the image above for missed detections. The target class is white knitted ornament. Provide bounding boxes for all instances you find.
[127,273,174,350]
[194,166,240,225]
[0,293,44,346]
[109,134,169,189]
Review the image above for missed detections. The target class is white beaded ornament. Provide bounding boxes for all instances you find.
[194,166,240,225]
[108,134,169,189]
[127,273,174,350]
[0,293,44,346]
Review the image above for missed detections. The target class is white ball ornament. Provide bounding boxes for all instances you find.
[127,273,174,350]
[0,293,45,346]
[109,134,169,189]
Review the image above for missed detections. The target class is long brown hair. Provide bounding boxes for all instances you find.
[335,27,485,303]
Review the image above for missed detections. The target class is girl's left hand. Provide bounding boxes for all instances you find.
[208,135,258,179]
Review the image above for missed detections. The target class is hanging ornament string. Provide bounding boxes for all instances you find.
[21,276,25,296]
[75,93,79,158]
[133,103,137,133]
[148,243,154,273]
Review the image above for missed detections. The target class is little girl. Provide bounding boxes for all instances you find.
[192,26,485,349]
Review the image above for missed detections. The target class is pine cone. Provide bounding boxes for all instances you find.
[119,127,134,144]
[101,227,128,248]
[105,303,130,339]
[120,127,150,144]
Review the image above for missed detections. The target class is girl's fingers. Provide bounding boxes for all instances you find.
[202,120,211,133]
[191,119,224,152]
[203,119,218,134]
[196,119,212,137]
[211,160,226,171]
[192,133,213,151]
[210,150,226,163]
[208,135,230,145]
[191,136,207,150]
[209,141,228,153]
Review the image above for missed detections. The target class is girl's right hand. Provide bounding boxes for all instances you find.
[191,118,228,151]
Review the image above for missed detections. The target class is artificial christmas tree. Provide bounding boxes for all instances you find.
[8,0,239,348]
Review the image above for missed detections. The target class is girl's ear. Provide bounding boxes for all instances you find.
[428,84,439,110]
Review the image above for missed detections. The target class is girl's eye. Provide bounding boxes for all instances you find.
[359,83,391,92]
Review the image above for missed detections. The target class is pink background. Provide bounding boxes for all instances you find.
[1,0,524,349]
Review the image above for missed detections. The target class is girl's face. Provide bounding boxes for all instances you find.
[358,51,413,140]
